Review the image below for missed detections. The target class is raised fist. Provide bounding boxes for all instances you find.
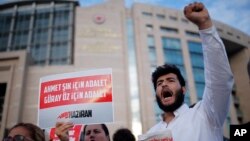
[184,2,212,29]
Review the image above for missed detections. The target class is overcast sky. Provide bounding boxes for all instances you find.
[80,0,250,36]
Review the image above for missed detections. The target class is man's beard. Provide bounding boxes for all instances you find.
[156,88,184,112]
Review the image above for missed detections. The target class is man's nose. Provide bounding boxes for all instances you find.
[162,81,168,87]
[89,132,95,137]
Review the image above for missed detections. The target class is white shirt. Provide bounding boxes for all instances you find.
[147,26,234,141]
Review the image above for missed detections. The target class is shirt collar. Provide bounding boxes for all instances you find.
[173,103,189,117]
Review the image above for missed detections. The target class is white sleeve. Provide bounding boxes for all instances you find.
[199,26,234,127]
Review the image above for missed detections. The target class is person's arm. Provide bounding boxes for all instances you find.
[55,122,74,141]
[184,2,234,127]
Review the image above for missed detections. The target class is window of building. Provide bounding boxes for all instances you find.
[185,92,191,106]
[236,109,243,123]
[32,28,49,44]
[188,41,202,53]
[149,47,157,66]
[11,31,29,50]
[192,67,205,82]
[186,31,200,38]
[196,83,205,100]
[10,10,31,51]
[147,35,157,66]
[227,32,233,36]
[50,42,69,65]
[142,12,153,17]
[190,54,204,68]
[156,14,165,20]
[0,13,11,51]
[181,18,188,23]
[162,37,181,50]
[34,9,50,29]
[31,44,47,65]
[160,26,178,34]
[15,11,31,31]
[0,32,9,51]
[232,87,244,124]
[169,16,177,21]
[0,13,12,33]
[164,50,183,65]
[54,7,70,26]
[52,26,69,43]
[146,24,153,32]
[147,35,155,47]
[217,28,223,32]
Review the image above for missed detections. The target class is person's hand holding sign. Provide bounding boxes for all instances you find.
[55,122,74,141]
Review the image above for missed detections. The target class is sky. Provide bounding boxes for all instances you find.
[0,0,249,36]
[79,0,250,36]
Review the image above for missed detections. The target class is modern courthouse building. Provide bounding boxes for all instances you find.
[0,0,249,139]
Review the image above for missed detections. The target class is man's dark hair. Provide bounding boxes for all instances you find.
[113,128,135,141]
[81,124,110,141]
[152,64,185,90]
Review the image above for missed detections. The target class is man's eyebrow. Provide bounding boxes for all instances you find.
[166,77,175,79]
[157,79,164,82]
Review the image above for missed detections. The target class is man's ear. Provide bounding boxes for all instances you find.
[182,87,186,94]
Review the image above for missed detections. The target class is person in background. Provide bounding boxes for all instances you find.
[113,128,135,141]
[147,2,234,141]
[55,122,110,141]
[3,122,45,141]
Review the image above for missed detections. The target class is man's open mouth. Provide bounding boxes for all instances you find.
[161,88,173,99]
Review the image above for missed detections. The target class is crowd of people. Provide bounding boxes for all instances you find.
[3,122,135,141]
[2,2,234,141]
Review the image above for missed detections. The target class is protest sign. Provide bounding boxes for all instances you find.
[38,68,113,128]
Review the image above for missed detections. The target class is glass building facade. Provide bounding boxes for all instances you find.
[0,1,75,65]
